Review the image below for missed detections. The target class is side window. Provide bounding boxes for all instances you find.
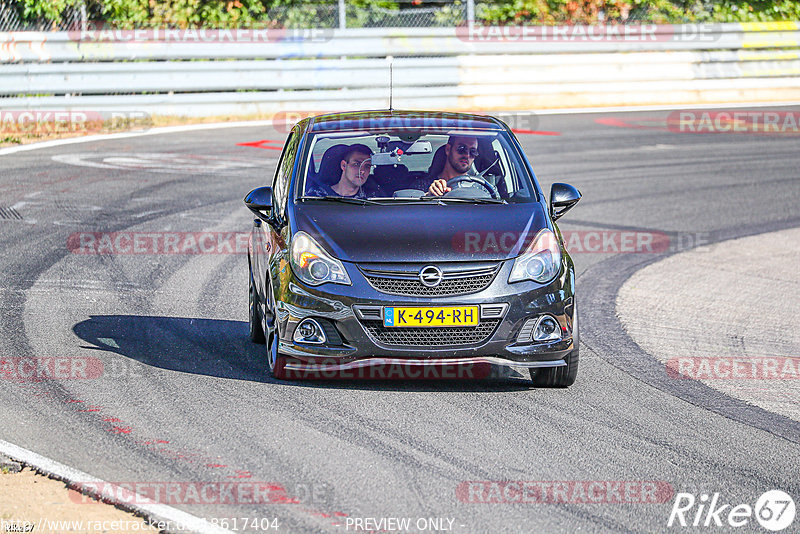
[271,132,292,190]
[272,129,300,215]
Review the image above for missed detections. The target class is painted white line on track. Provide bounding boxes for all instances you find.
[0,120,272,156]
[1,101,800,157]
[0,438,234,534]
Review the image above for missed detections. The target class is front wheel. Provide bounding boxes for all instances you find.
[263,283,288,380]
[530,308,579,388]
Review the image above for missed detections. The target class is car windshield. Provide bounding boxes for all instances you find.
[297,130,537,203]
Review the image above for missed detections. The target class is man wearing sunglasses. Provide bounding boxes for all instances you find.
[426,136,480,196]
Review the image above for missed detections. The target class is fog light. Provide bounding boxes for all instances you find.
[517,315,563,343]
[293,318,327,344]
[533,315,562,342]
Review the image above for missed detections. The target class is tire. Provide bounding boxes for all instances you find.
[530,307,579,388]
[263,281,288,380]
[248,263,266,344]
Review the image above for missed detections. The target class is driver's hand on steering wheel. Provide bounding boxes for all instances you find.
[428,179,452,196]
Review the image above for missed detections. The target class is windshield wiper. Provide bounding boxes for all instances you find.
[300,196,380,205]
[419,196,507,204]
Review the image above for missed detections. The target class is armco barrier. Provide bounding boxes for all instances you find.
[1,22,799,116]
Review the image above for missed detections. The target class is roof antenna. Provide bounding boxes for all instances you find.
[388,56,394,111]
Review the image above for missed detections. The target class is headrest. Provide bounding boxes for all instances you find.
[426,145,447,178]
[315,144,349,185]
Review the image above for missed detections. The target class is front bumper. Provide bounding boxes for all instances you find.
[273,257,576,367]
[282,356,566,380]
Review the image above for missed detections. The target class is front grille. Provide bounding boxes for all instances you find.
[360,265,499,297]
[361,319,500,347]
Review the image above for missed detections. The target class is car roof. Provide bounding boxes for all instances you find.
[307,110,506,133]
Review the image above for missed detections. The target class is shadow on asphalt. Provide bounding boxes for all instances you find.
[72,315,537,392]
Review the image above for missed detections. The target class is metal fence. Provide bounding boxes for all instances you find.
[0,1,88,31]
[0,1,467,31]
[0,0,686,32]
[2,22,799,116]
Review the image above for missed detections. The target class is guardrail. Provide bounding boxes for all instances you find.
[1,22,799,116]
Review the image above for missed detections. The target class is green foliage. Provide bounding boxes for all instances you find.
[346,1,404,28]
[16,0,800,27]
[21,0,79,23]
[433,0,465,24]
[98,0,272,28]
[474,0,688,24]
[696,1,800,22]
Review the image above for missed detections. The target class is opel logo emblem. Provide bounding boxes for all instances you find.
[419,265,443,287]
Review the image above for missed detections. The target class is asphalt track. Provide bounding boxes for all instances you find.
[618,227,800,423]
[1,108,799,533]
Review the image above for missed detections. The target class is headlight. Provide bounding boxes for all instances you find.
[290,231,351,286]
[508,229,562,284]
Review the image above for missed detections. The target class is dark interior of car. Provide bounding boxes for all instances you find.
[305,137,510,198]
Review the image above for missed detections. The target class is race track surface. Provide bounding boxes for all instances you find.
[1,109,799,533]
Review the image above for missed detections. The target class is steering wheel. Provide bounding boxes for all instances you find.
[446,175,501,199]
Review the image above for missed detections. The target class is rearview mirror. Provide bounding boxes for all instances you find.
[244,186,273,221]
[550,183,581,221]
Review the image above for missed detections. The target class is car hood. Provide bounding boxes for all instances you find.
[292,202,549,263]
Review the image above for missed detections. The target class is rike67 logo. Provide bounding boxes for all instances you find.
[668,490,795,531]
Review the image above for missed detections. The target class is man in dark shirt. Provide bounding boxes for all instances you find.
[426,136,479,196]
[307,144,372,198]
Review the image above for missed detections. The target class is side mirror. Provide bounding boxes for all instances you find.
[244,186,273,221]
[550,183,581,221]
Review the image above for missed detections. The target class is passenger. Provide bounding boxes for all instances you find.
[426,136,479,196]
[308,144,372,198]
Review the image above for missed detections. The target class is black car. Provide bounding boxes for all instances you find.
[245,110,581,386]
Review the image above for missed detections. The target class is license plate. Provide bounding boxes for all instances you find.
[383,306,479,328]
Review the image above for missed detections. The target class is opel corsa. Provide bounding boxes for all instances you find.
[245,111,581,386]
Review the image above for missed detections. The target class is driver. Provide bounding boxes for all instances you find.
[426,136,479,196]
